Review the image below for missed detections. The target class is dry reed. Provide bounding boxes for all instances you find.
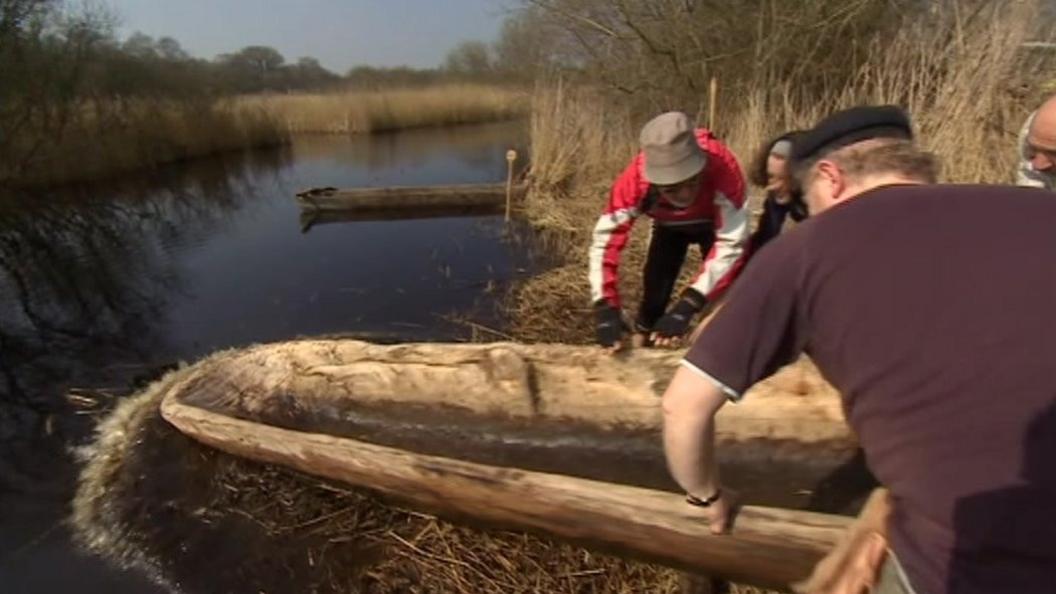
[513,1,1047,346]
[5,99,288,188]
[244,84,530,135]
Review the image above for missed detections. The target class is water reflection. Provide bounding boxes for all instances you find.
[0,121,534,593]
[291,122,529,187]
[0,149,289,405]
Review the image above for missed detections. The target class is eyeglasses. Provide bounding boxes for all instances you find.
[1026,144,1056,162]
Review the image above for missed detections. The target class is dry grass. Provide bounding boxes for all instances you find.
[512,1,1046,345]
[244,84,530,135]
[721,0,1041,185]
[5,98,288,188]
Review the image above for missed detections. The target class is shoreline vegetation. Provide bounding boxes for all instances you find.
[3,99,289,189]
[0,1,530,190]
[4,85,529,189]
[246,85,529,135]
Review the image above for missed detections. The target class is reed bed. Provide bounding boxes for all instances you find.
[4,99,287,188]
[243,84,530,135]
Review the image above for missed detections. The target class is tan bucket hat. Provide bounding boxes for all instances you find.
[640,111,707,185]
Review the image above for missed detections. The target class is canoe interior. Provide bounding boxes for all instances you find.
[164,340,867,511]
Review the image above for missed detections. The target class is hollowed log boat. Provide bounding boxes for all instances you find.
[158,339,859,591]
[295,183,525,213]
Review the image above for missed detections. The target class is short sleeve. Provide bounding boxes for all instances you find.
[683,231,809,400]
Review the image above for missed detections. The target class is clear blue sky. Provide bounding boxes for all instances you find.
[106,0,512,73]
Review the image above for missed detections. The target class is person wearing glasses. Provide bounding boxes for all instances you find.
[1017,95,1056,191]
[588,111,748,351]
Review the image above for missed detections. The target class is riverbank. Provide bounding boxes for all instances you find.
[3,99,289,189]
[243,84,529,134]
[4,85,528,190]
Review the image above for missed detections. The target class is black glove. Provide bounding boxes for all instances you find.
[593,301,627,348]
[653,289,707,339]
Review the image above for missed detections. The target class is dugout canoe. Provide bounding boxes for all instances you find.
[295,183,526,212]
[158,339,858,591]
[298,202,504,233]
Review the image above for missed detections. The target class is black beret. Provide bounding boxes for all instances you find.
[790,105,913,166]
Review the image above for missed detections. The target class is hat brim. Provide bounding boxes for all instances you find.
[644,151,707,185]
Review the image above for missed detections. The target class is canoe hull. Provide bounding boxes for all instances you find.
[157,339,860,590]
[296,183,525,212]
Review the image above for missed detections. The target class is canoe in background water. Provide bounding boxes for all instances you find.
[159,339,858,591]
[295,183,526,212]
[297,202,506,233]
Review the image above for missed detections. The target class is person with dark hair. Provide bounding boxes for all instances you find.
[747,131,809,254]
[588,111,748,352]
[661,104,1056,594]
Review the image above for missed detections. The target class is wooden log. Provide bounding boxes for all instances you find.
[156,340,859,505]
[161,393,852,591]
[299,202,502,232]
[296,183,526,212]
[167,340,848,438]
[154,340,862,589]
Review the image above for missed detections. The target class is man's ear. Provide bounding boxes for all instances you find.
[817,160,849,204]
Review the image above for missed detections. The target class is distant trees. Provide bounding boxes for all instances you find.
[484,0,1055,114]
[343,64,443,88]
[0,1,324,186]
[213,45,339,93]
[439,5,566,82]
[444,41,493,77]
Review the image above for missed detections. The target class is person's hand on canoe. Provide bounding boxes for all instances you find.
[594,301,628,354]
[650,289,708,349]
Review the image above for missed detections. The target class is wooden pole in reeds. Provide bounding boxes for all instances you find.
[708,77,718,132]
[505,149,517,222]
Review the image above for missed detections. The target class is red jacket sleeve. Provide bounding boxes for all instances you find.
[688,134,749,301]
[588,153,649,307]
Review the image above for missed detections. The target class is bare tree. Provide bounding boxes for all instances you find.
[444,40,495,78]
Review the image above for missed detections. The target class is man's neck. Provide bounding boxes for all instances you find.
[842,174,924,202]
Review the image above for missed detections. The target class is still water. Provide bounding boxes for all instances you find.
[0,122,535,593]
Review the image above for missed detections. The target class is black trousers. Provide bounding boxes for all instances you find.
[636,222,715,331]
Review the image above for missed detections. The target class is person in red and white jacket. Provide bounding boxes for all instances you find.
[589,111,749,350]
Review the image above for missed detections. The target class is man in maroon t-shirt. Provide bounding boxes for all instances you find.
[661,105,1056,594]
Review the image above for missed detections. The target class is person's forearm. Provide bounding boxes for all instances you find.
[663,385,721,497]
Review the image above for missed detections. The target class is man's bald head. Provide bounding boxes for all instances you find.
[1027,95,1056,172]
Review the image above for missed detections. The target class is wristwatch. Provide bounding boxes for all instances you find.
[685,490,722,508]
